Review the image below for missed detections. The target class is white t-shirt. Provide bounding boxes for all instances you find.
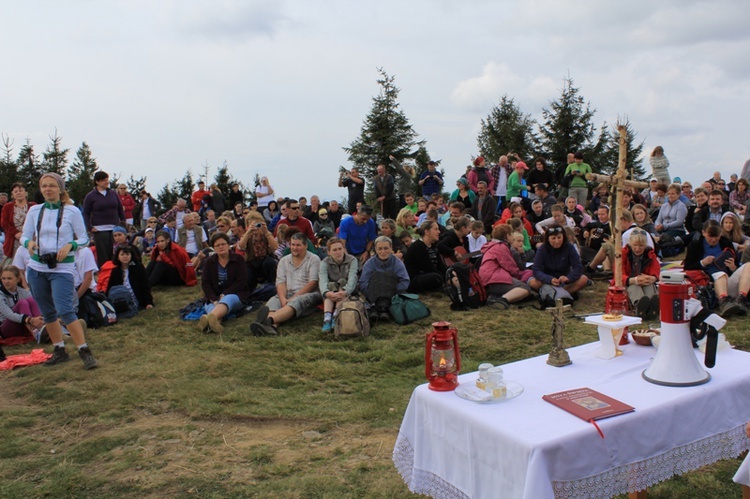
[73,247,99,291]
[256,185,275,208]
[185,227,208,255]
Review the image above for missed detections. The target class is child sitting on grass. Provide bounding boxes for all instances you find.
[467,221,486,253]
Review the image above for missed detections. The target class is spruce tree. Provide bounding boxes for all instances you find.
[66,142,99,206]
[125,175,147,197]
[16,139,42,193]
[538,76,607,180]
[174,170,194,203]
[42,129,69,176]
[477,95,538,163]
[0,134,18,194]
[599,120,646,180]
[213,161,234,198]
[157,184,179,212]
[343,68,427,200]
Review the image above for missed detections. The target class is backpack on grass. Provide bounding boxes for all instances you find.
[78,291,117,329]
[445,262,487,311]
[389,293,431,325]
[334,296,370,338]
[108,285,138,319]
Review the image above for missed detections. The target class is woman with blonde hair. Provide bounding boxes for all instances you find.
[395,207,418,238]
[720,212,749,253]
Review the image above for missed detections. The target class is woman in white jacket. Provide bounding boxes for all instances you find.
[21,173,97,370]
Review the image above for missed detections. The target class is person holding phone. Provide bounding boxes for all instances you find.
[684,220,750,317]
[237,212,278,288]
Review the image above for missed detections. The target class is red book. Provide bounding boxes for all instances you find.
[543,387,634,422]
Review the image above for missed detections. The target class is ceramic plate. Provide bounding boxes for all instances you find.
[455,380,524,404]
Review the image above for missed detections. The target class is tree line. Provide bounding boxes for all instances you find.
[0,130,254,213]
[344,70,645,203]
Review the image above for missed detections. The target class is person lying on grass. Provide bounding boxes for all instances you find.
[250,232,322,337]
[197,232,250,334]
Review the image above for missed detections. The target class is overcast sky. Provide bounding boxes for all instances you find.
[2,0,749,202]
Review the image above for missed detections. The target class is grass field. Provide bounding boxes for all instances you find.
[1,276,748,498]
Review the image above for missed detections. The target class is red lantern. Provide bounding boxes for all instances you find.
[605,285,631,345]
[425,321,461,391]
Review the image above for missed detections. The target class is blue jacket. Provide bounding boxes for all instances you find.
[532,242,584,284]
[358,254,410,294]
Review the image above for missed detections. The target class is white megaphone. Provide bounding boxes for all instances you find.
[642,271,726,387]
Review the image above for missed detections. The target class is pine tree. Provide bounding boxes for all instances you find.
[599,120,646,180]
[249,172,261,204]
[477,95,538,162]
[343,68,427,200]
[213,161,234,198]
[0,134,18,194]
[42,129,69,176]
[16,139,42,193]
[157,184,179,212]
[66,142,99,206]
[173,170,194,203]
[538,76,607,180]
[125,175,147,197]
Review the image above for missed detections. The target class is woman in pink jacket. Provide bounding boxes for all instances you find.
[479,224,533,309]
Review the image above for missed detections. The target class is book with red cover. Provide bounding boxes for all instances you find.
[542,387,635,422]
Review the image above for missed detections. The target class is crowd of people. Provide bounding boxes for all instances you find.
[2,146,750,366]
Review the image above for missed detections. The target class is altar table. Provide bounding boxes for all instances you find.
[393,342,750,498]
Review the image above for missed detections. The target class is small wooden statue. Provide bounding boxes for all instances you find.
[547,299,572,367]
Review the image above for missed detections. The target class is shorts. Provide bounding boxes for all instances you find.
[712,263,747,297]
[267,292,322,317]
[486,278,531,297]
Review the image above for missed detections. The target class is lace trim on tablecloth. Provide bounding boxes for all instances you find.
[553,424,750,499]
[393,434,469,499]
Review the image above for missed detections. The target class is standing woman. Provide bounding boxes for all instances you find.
[82,171,125,268]
[210,183,226,215]
[21,173,97,369]
[1,182,34,260]
[197,233,250,334]
[649,146,671,185]
[146,230,197,287]
[255,176,275,213]
[116,184,137,227]
[403,220,446,293]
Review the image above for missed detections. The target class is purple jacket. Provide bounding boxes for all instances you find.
[82,188,126,231]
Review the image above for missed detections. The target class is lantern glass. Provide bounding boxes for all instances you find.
[430,346,456,375]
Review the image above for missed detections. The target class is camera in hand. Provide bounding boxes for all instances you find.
[39,253,58,269]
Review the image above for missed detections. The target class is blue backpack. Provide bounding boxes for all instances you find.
[108,285,138,319]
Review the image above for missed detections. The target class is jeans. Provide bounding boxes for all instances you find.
[27,268,78,325]
[205,294,244,316]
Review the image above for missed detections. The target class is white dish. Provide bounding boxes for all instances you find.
[455,380,524,404]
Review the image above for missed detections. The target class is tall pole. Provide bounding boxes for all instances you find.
[613,124,627,288]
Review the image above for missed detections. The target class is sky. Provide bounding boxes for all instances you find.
[1,0,749,203]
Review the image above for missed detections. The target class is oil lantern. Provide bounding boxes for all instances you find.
[605,285,630,344]
[425,321,461,391]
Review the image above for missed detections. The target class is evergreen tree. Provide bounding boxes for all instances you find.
[0,134,18,194]
[599,120,646,180]
[213,161,233,198]
[477,95,538,163]
[16,139,42,193]
[125,175,147,197]
[538,76,607,180]
[249,172,261,204]
[66,142,99,206]
[41,129,69,176]
[173,170,194,203]
[157,184,179,212]
[343,68,427,200]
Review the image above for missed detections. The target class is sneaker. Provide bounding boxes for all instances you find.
[735,295,749,316]
[197,314,209,333]
[321,320,333,333]
[487,295,510,309]
[250,322,278,337]
[207,314,224,334]
[719,296,741,318]
[78,346,98,370]
[44,346,70,366]
[36,325,50,344]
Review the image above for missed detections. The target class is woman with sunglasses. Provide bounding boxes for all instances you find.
[529,224,588,303]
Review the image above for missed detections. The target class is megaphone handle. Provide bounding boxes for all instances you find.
[704,326,719,368]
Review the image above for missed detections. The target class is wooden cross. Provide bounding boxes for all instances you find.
[586,125,648,288]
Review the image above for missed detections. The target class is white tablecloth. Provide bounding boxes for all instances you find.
[393,342,750,499]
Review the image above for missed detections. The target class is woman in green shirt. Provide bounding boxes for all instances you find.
[506,161,530,200]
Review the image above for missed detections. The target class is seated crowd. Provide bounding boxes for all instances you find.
[2,156,750,366]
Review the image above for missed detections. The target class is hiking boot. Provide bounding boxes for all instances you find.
[197,314,209,333]
[78,346,98,370]
[44,345,70,366]
[735,295,749,316]
[207,314,224,334]
[719,296,741,318]
[635,299,650,319]
[321,320,333,333]
[255,306,270,326]
[250,322,278,337]
[487,295,510,309]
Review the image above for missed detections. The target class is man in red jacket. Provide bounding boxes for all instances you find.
[191,181,210,212]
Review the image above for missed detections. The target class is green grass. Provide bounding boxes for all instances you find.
[0,277,748,498]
